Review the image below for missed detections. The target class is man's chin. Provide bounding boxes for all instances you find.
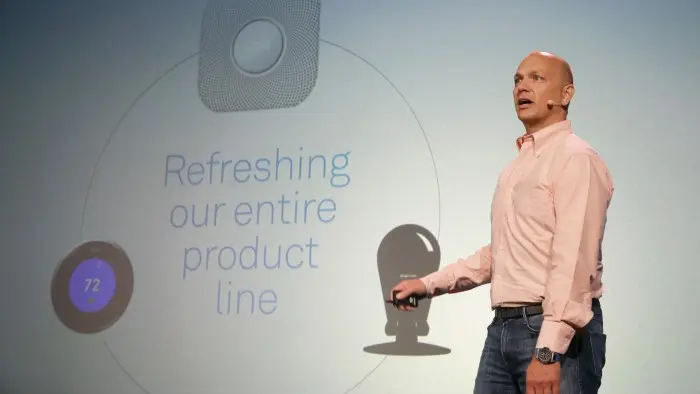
[517,112,538,123]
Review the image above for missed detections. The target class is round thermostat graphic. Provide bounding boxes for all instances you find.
[69,258,117,313]
[52,241,133,334]
[78,6,440,394]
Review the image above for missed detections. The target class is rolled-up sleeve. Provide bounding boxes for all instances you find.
[420,244,493,297]
[536,152,613,354]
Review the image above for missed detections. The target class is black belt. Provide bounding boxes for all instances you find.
[494,298,600,320]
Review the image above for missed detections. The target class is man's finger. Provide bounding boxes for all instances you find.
[394,289,411,299]
[390,283,410,300]
[552,382,560,394]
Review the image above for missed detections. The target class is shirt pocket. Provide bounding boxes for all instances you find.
[512,181,554,226]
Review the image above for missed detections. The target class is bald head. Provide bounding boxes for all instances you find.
[513,51,575,133]
[525,51,573,85]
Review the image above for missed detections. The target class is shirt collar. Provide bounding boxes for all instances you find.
[516,120,572,156]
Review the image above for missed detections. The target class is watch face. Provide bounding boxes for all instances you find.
[538,348,552,363]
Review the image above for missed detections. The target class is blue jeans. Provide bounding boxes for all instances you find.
[474,301,606,394]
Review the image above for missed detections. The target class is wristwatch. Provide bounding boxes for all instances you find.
[535,347,561,364]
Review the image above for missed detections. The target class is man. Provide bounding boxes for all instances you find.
[391,51,613,394]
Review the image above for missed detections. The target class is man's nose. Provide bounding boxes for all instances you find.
[516,85,530,95]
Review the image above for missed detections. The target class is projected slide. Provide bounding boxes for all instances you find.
[50,0,445,392]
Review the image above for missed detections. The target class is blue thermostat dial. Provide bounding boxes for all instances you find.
[68,258,117,313]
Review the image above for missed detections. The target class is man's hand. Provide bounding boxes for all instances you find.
[526,357,561,394]
[390,279,427,311]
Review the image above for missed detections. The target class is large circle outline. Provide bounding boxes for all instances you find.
[79,39,442,394]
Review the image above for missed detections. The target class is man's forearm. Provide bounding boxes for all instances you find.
[420,244,492,297]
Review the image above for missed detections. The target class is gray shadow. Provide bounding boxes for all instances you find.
[363,224,451,356]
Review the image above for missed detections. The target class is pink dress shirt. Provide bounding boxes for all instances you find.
[421,120,613,354]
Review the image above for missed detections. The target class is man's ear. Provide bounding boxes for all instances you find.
[561,84,575,106]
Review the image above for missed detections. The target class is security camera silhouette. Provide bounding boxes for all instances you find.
[364,224,451,356]
[379,224,439,336]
